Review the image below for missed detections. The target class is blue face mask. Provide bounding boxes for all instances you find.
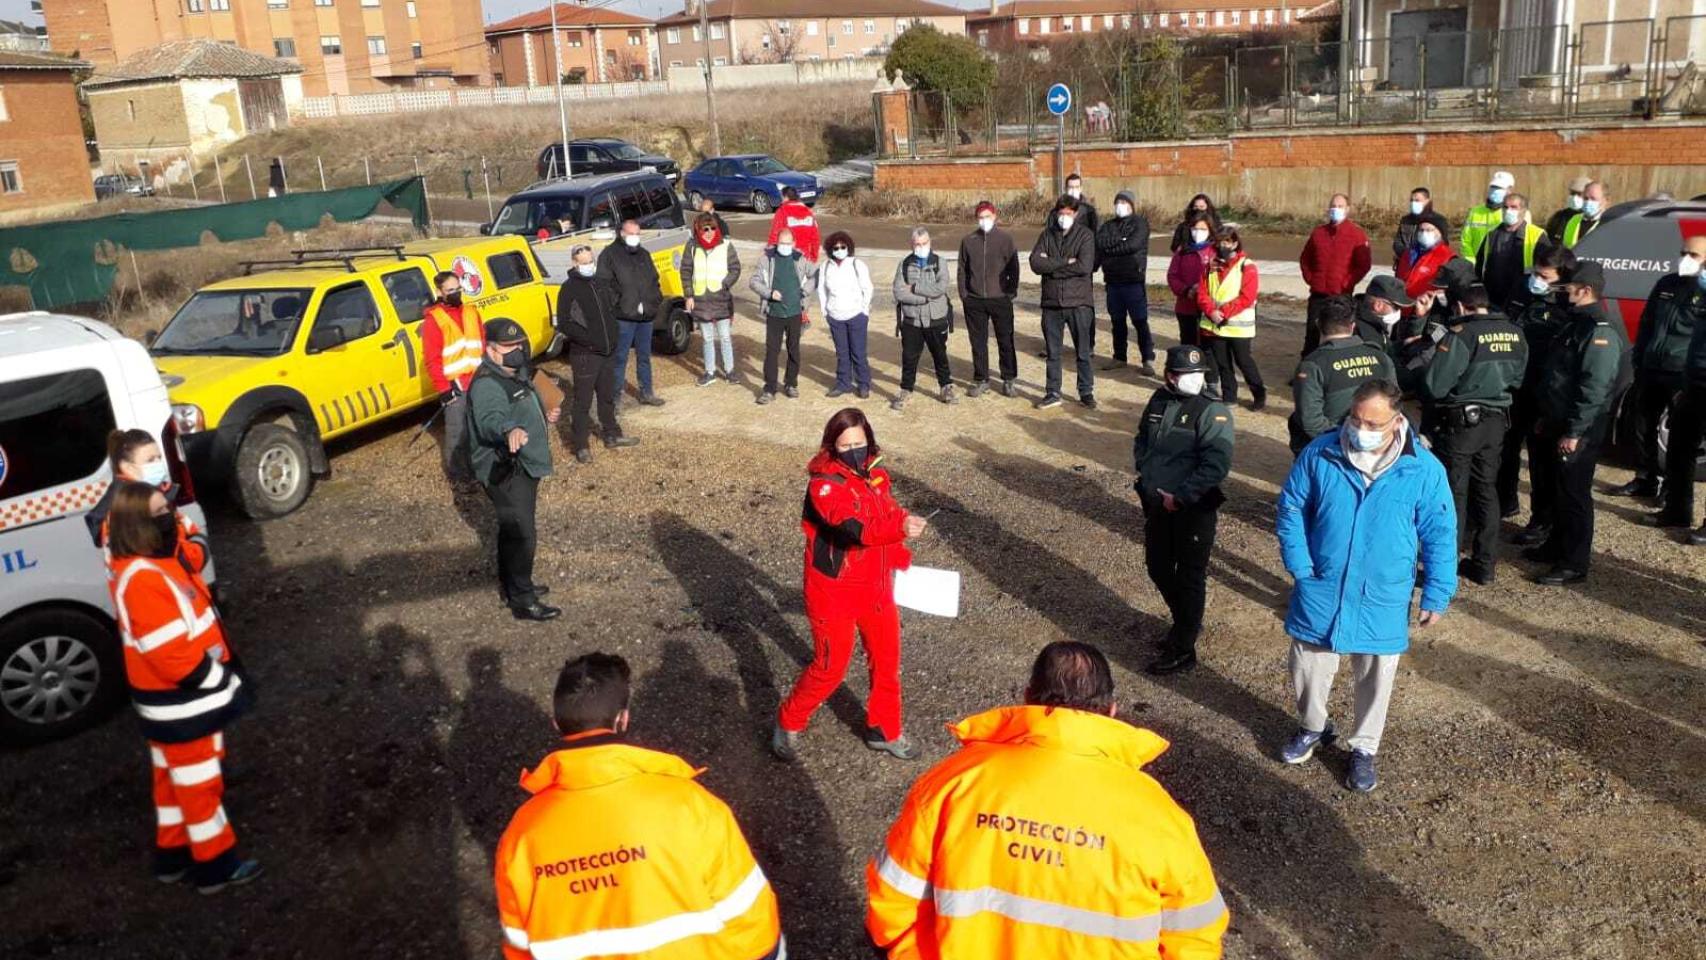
[1488,187,1507,206]
[1527,273,1551,296]
[1697,271,1706,293]
[1582,198,1602,218]
[1348,424,1387,452]
[139,459,170,488]
[1327,207,1346,224]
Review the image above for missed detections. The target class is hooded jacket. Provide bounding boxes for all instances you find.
[597,239,663,323]
[1095,191,1150,285]
[867,705,1229,960]
[801,450,912,620]
[494,734,782,960]
[1029,218,1096,310]
[555,272,622,356]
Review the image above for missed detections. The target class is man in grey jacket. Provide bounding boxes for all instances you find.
[891,227,957,410]
[1030,195,1098,409]
[748,227,817,405]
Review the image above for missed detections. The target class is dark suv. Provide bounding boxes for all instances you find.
[483,170,683,239]
[536,138,680,184]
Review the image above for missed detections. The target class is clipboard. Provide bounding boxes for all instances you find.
[532,369,566,413]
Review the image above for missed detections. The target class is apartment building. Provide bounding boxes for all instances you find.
[486,4,658,85]
[969,0,1310,48]
[654,0,967,68]
[40,0,489,97]
[0,50,95,224]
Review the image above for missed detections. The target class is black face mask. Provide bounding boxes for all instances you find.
[500,346,528,371]
[1218,246,1238,259]
[837,445,869,473]
[443,291,463,308]
[150,513,179,557]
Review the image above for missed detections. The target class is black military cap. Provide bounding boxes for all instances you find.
[1165,344,1211,374]
[1365,274,1414,307]
[1430,256,1475,293]
[484,317,527,344]
[1569,260,1606,296]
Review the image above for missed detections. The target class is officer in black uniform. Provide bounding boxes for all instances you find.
[1289,296,1398,453]
[1419,284,1529,584]
[467,318,562,622]
[1525,262,1632,586]
[1501,246,1577,539]
[1133,345,1234,676]
[1620,236,1706,505]
[1655,272,1706,544]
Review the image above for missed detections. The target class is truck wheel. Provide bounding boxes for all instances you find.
[654,303,693,356]
[751,191,772,214]
[233,422,313,519]
[0,608,122,745]
[687,190,706,209]
[1656,402,1706,481]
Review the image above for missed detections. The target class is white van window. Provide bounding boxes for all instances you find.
[0,369,116,500]
[154,288,310,356]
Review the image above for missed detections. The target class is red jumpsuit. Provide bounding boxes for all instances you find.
[779,451,912,741]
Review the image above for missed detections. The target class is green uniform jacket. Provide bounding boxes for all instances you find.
[466,357,553,484]
[1291,336,1398,439]
[1507,290,1570,397]
[1421,312,1528,409]
[1536,302,1632,438]
[1132,389,1234,508]
[1632,273,1706,381]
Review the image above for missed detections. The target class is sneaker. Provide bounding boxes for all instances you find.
[1139,362,1158,377]
[696,372,717,387]
[1101,358,1127,371]
[1279,722,1336,765]
[783,385,799,399]
[865,732,921,760]
[770,722,799,763]
[755,391,774,406]
[197,858,263,896]
[827,386,848,398]
[153,848,191,885]
[574,449,593,464]
[940,384,959,405]
[857,386,871,399]
[725,372,740,385]
[1080,394,1098,410]
[1035,393,1063,410]
[889,391,910,411]
[966,380,988,398]
[603,435,639,449]
[1000,379,1017,398]
[1344,750,1378,793]
[638,392,666,407]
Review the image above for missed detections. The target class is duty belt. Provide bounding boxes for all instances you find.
[1437,403,1505,430]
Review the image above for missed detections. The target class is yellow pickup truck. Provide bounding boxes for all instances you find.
[150,236,560,518]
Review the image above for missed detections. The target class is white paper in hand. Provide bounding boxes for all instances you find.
[893,565,961,618]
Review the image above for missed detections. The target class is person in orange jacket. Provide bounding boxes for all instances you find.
[86,429,208,576]
[106,481,259,894]
[494,652,784,960]
[420,270,487,482]
[867,641,1229,960]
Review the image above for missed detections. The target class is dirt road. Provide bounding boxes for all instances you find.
[3,293,1703,959]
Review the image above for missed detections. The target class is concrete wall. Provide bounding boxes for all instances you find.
[665,57,884,92]
[0,70,96,224]
[873,121,1706,218]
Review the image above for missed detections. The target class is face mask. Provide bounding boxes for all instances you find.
[1502,208,1522,227]
[576,263,597,278]
[1378,309,1401,329]
[1218,245,1238,259]
[1527,273,1551,295]
[1056,215,1075,231]
[500,346,527,371]
[138,459,170,488]
[1348,423,1388,452]
[1327,207,1346,224]
[1583,199,1602,218]
[1416,231,1440,250]
[1676,255,1702,278]
[1066,187,1082,199]
[1697,271,1706,293]
[831,247,849,261]
[623,234,641,248]
[1192,205,1208,215]
[978,217,995,233]
[699,230,720,246]
[1190,228,1210,245]
[1410,200,1426,216]
[913,245,931,260]
[776,243,795,258]
[150,513,179,556]
[1173,372,1205,396]
[1568,193,1585,211]
[1488,187,1507,206]
[836,445,868,473]
[1115,202,1133,218]
[443,291,463,307]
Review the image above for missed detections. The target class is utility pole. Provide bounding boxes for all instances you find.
[551,1,572,177]
[698,0,722,156]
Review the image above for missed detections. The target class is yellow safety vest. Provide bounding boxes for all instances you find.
[691,242,730,296]
[1460,204,1502,266]
[1201,258,1256,339]
[1562,213,1599,249]
[425,302,484,384]
[1475,223,1547,270]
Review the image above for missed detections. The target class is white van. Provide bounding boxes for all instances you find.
[0,312,216,744]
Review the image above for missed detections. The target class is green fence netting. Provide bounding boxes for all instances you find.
[0,177,429,310]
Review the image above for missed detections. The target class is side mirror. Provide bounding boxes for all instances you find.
[306,326,346,353]
[143,329,158,346]
[479,223,493,236]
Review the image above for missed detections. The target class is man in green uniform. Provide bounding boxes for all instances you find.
[1501,246,1577,538]
[1420,284,1529,584]
[468,318,561,622]
[1133,345,1234,676]
[1290,297,1398,453]
[1526,262,1632,585]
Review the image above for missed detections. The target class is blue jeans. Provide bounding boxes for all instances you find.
[615,319,653,396]
[1106,282,1153,363]
[699,319,733,376]
[828,313,870,390]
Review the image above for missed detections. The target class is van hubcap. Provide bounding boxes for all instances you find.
[1,635,99,725]
[257,445,301,501]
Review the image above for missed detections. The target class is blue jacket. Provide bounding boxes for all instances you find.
[1275,429,1457,655]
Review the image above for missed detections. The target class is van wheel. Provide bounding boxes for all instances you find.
[234,422,313,519]
[687,190,705,209]
[751,191,772,214]
[0,608,122,745]
[654,303,693,356]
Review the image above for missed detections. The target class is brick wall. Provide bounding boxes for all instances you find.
[875,121,1706,218]
[0,70,96,224]
[87,84,192,151]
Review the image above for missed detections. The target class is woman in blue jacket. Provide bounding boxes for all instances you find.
[1274,379,1457,793]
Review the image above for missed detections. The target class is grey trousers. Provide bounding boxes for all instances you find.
[1288,640,1401,755]
[441,394,472,482]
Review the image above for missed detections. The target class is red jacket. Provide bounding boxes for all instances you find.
[801,451,912,620]
[420,302,486,394]
[767,201,821,263]
[1195,253,1259,326]
[1395,242,1456,302]
[1299,221,1372,296]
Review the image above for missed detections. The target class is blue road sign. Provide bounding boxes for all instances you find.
[1046,83,1072,117]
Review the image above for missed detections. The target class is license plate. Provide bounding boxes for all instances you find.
[801,190,817,198]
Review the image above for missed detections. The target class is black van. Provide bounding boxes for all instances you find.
[483,170,683,239]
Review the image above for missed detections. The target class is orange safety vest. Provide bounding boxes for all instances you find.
[868,705,1229,959]
[425,302,485,387]
[495,734,783,960]
[109,552,246,744]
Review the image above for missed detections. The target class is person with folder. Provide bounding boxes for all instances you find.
[775,408,928,764]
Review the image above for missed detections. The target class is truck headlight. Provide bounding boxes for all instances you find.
[171,403,205,435]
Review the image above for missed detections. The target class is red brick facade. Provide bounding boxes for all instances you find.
[0,69,96,224]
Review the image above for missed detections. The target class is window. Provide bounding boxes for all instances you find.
[1104,14,1114,27]
[268,0,288,7]
[362,0,379,6]
[1158,13,1168,26]
[407,1,416,16]
[711,56,726,65]
[274,38,296,57]
[691,24,701,41]
[864,19,875,33]
[320,35,341,53]
[1038,17,1050,33]
[1283,8,1293,21]
[210,0,230,9]
[0,88,8,122]
[126,99,136,120]
[310,284,382,347]
[314,0,332,6]
[1196,11,1207,25]
[367,36,386,55]
[647,183,678,223]
[411,42,421,58]
[670,59,683,66]
[806,20,818,35]
[666,27,680,43]
[627,32,641,46]
[1018,18,1029,35]
[186,0,203,11]
[710,23,724,39]
[761,33,771,49]
[1231,10,1240,24]
[0,370,115,500]
[777,19,790,34]
[694,57,704,66]
[1080,15,1091,29]
[0,160,19,194]
[1062,16,1072,31]
[976,30,985,46]
[566,32,583,48]
[381,269,433,324]
[1264,9,1275,24]
[827,34,835,47]
[841,19,853,34]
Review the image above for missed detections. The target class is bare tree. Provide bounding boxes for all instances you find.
[739,19,801,64]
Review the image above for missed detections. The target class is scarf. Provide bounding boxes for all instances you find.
[1342,415,1410,483]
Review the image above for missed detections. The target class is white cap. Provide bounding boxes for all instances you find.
[1489,171,1515,189]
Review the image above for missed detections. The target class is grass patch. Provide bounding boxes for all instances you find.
[822,184,1056,226]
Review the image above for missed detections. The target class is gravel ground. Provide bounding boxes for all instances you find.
[3,291,1704,960]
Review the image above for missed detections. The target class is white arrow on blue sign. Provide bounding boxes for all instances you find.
[1046,83,1072,116]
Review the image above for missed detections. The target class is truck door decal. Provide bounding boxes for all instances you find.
[391,327,418,379]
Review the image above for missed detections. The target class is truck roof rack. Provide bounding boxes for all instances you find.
[237,246,411,275]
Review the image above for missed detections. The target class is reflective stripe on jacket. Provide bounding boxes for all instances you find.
[423,302,486,393]
[866,705,1229,960]
[495,734,782,960]
[110,553,248,743]
[1198,254,1257,338]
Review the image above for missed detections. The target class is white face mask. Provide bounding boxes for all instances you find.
[1568,193,1585,211]
[1677,255,1703,278]
[1190,228,1210,244]
[1327,207,1346,224]
[623,233,641,248]
[1416,230,1440,250]
[1066,187,1082,199]
[1057,215,1075,231]
[1173,372,1205,396]
[1115,202,1133,218]
[977,217,995,233]
[831,247,849,261]
[575,263,597,277]
[1378,309,1401,328]
[776,243,794,257]
[913,245,931,259]
[1410,200,1426,216]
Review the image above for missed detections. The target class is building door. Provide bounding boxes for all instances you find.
[1389,7,1468,89]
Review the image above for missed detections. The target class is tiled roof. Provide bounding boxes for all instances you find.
[658,0,968,27]
[970,0,1301,20]
[83,39,301,89]
[0,49,88,71]
[486,3,655,33]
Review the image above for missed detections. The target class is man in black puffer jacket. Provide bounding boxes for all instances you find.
[1096,189,1153,375]
[558,244,639,463]
[1030,195,1098,410]
[598,220,666,407]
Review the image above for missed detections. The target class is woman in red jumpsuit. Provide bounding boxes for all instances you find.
[774,408,928,763]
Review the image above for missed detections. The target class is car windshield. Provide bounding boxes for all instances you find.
[492,197,586,236]
[608,143,648,159]
[152,288,310,356]
[746,156,789,175]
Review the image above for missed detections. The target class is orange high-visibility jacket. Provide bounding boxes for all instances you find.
[109,552,248,744]
[422,302,486,394]
[495,734,783,960]
[867,706,1229,960]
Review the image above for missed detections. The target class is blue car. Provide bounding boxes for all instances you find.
[683,154,819,215]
